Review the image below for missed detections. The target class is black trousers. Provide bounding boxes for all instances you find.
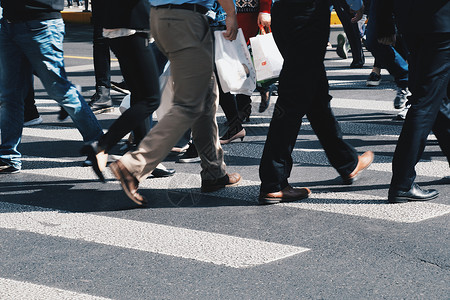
[91,1,111,89]
[331,0,365,65]
[259,0,358,193]
[98,33,160,152]
[390,33,450,192]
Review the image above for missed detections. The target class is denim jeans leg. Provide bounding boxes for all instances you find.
[18,19,103,142]
[0,20,33,168]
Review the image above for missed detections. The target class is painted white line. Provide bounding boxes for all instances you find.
[281,193,450,223]
[0,203,309,268]
[0,277,111,300]
[17,166,449,223]
[331,97,395,111]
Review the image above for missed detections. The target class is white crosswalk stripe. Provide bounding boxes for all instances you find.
[0,202,309,268]
[0,278,111,300]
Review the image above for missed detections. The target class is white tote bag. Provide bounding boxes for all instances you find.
[250,27,284,82]
[214,28,256,96]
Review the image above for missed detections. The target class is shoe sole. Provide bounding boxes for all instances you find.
[336,35,348,59]
[258,190,311,205]
[366,81,381,86]
[0,168,20,174]
[110,162,147,206]
[388,193,439,203]
[92,107,115,115]
[111,84,130,95]
[177,157,201,163]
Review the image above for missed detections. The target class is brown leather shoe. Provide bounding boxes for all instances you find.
[259,185,311,205]
[341,151,374,185]
[110,160,147,206]
[201,173,241,193]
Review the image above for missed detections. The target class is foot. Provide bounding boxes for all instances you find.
[24,116,43,127]
[111,80,130,95]
[89,86,113,114]
[366,72,381,86]
[110,160,147,206]
[177,143,200,163]
[350,61,364,68]
[395,105,410,120]
[58,107,70,121]
[388,183,439,203]
[0,160,20,174]
[259,185,311,205]
[394,87,411,109]
[220,128,246,145]
[80,142,108,182]
[336,33,349,59]
[341,151,374,184]
[258,87,273,113]
[151,163,176,178]
[201,173,241,193]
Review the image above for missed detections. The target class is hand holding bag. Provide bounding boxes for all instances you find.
[214,28,256,96]
[249,26,284,82]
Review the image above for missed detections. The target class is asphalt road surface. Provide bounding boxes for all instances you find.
[0,24,449,299]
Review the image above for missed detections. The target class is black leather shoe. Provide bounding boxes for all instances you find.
[151,167,176,178]
[388,183,439,203]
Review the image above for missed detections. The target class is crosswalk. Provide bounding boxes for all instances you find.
[1,47,449,298]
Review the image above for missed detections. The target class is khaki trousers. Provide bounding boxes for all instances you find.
[120,7,226,182]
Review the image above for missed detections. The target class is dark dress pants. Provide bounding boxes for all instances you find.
[98,33,160,152]
[331,0,365,65]
[390,33,450,192]
[259,0,358,193]
[91,1,111,89]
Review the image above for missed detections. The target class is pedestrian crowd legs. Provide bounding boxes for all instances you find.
[0,18,103,170]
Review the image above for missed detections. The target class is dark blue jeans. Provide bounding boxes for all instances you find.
[0,18,103,169]
[259,0,358,193]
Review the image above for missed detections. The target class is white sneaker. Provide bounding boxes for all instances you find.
[24,116,43,126]
[336,33,350,59]
[394,87,411,109]
[396,105,410,120]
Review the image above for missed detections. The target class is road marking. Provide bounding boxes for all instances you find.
[16,166,450,223]
[0,202,309,268]
[65,62,120,72]
[0,278,111,300]
[64,55,118,62]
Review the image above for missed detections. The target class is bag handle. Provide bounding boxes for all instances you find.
[258,25,272,35]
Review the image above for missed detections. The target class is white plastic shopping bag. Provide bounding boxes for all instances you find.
[214,28,256,96]
[119,62,174,121]
[155,62,174,120]
[250,27,284,81]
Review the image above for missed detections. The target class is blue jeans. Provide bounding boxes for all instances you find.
[0,18,103,169]
[365,0,409,89]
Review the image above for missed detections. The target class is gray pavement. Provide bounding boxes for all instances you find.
[0,24,449,299]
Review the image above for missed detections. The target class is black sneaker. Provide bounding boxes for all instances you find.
[177,143,200,163]
[366,72,382,86]
[111,80,130,95]
[0,160,20,174]
[58,107,70,121]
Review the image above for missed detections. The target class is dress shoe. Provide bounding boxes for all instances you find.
[220,128,246,144]
[388,183,439,203]
[80,141,108,182]
[259,185,311,205]
[151,164,176,178]
[110,160,147,206]
[201,173,241,193]
[341,151,374,184]
[258,85,274,113]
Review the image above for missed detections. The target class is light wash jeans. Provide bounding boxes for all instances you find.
[0,18,103,169]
